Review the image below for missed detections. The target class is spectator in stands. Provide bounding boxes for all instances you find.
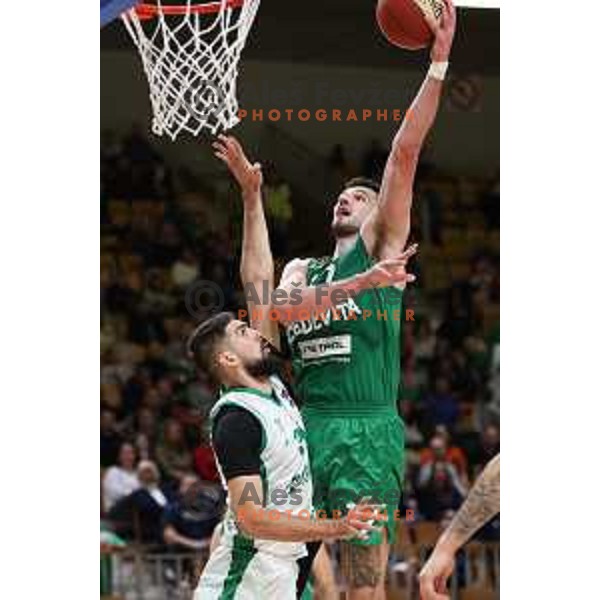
[171,247,200,289]
[449,348,480,403]
[103,442,140,512]
[155,222,184,267]
[156,418,194,485]
[141,385,164,414]
[401,399,425,449]
[264,165,293,257]
[156,376,175,406]
[109,460,169,544]
[101,382,125,420]
[186,369,216,419]
[439,284,475,345]
[417,443,466,521]
[421,429,469,487]
[121,368,150,419]
[142,342,169,381]
[162,474,224,551]
[193,428,219,482]
[413,318,438,388]
[101,409,123,468]
[163,317,188,367]
[416,178,443,246]
[207,261,237,312]
[423,376,460,431]
[134,406,158,460]
[472,423,500,476]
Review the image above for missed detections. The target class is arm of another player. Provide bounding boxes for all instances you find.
[163,524,207,550]
[213,407,382,542]
[419,454,500,600]
[273,245,418,323]
[361,0,457,260]
[213,135,280,349]
[228,475,384,543]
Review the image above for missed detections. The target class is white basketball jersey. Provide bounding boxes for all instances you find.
[210,375,313,559]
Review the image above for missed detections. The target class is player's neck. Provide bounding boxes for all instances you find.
[224,372,272,395]
[333,233,358,259]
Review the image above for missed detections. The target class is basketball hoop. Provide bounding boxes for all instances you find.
[121,0,260,140]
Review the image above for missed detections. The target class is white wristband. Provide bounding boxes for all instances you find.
[428,61,449,81]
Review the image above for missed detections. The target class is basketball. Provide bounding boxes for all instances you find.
[376,0,443,50]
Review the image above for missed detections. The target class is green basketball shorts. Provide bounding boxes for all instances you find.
[303,410,405,546]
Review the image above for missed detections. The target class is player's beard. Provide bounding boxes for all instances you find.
[331,220,359,239]
[244,342,283,379]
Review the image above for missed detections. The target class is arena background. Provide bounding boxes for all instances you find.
[100,3,500,598]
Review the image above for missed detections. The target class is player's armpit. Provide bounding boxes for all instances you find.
[277,258,309,292]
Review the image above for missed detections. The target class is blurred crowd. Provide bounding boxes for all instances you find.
[100,127,500,550]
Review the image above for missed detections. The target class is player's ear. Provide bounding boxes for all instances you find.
[216,350,238,369]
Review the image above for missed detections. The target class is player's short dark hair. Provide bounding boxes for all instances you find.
[343,176,381,194]
[186,312,234,381]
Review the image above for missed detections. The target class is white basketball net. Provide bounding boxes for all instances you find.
[121,0,260,140]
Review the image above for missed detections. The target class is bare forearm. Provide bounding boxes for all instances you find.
[393,74,443,154]
[275,251,415,322]
[240,509,346,543]
[240,194,279,344]
[275,272,371,323]
[436,454,500,553]
[164,526,202,549]
[365,74,444,257]
[240,194,273,289]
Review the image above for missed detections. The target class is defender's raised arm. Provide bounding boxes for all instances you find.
[213,135,279,347]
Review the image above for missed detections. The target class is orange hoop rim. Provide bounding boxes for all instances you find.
[134,0,245,19]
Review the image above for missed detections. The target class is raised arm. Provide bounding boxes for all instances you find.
[361,0,457,260]
[419,454,500,600]
[274,245,418,323]
[213,135,279,348]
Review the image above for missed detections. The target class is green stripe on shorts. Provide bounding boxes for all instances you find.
[219,535,256,600]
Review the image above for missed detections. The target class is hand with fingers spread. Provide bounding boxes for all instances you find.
[212,134,263,200]
[425,0,457,63]
[362,243,418,288]
[338,500,388,541]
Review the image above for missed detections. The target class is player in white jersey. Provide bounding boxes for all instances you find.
[186,312,384,599]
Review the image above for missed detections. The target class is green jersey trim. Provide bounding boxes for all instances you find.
[222,386,281,405]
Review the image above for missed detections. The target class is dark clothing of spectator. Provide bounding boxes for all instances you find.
[108,486,170,545]
[194,446,219,482]
[417,462,465,521]
[101,431,123,468]
[162,484,224,550]
[424,391,460,431]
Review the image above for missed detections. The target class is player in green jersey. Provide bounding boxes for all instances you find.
[214,4,457,597]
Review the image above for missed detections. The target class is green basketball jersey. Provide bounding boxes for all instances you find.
[285,235,403,416]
